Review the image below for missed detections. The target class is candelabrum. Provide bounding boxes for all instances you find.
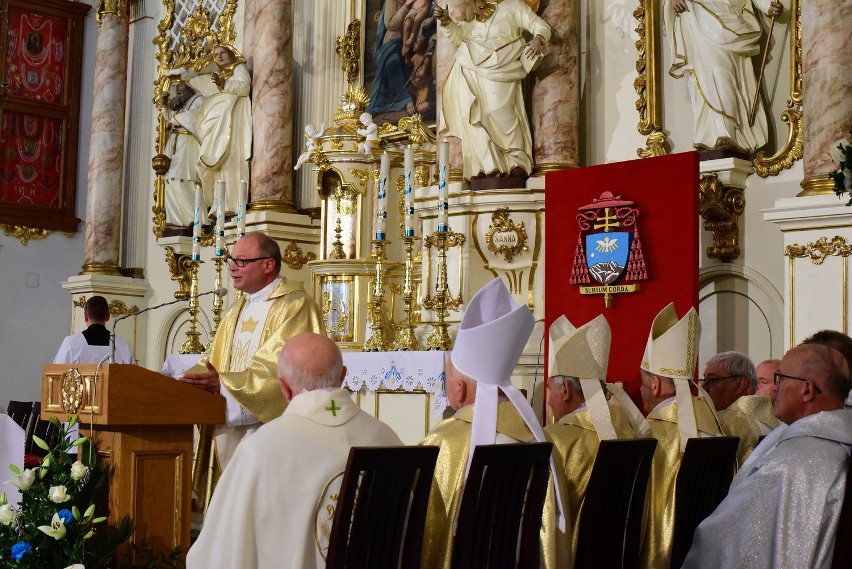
[392,235,420,350]
[423,229,464,351]
[364,239,391,351]
[180,261,205,354]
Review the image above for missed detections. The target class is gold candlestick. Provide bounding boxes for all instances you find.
[329,217,346,259]
[180,261,205,354]
[211,255,226,332]
[393,235,420,350]
[422,229,462,351]
[364,239,391,351]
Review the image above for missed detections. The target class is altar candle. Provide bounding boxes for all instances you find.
[404,146,415,238]
[376,153,389,240]
[437,140,449,232]
[237,180,248,238]
[192,182,202,261]
[215,180,225,256]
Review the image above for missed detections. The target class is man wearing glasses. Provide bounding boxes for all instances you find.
[179,232,324,486]
[700,351,764,465]
[683,343,852,569]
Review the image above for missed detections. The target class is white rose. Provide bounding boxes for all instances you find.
[0,503,16,525]
[64,565,85,569]
[70,461,89,481]
[48,485,71,503]
[6,469,35,491]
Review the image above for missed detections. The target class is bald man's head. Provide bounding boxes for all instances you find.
[772,343,849,424]
[277,333,344,398]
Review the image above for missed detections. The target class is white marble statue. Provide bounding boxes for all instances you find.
[160,81,206,227]
[294,123,325,171]
[357,112,379,155]
[435,0,550,180]
[665,0,784,154]
[186,44,253,214]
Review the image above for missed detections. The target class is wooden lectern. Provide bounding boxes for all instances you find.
[42,364,225,558]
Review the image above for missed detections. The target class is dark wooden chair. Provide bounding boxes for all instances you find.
[831,455,852,569]
[326,445,439,569]
[670,436,740,569]
[451,442,554,569]
[574,438,658,569]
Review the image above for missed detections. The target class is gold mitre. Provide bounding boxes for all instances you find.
[640,303,700,380]
[548,314,611,381]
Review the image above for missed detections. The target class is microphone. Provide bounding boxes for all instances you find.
[109,288,227,363]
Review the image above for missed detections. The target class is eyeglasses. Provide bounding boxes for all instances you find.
[699,375,741,386]
[225,256,271,268]
[773,371,822,394]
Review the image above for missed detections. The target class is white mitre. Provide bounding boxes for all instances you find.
[641,302,702,452]
[452,278,565,531]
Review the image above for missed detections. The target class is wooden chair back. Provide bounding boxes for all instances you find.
[326,445,439,569]
[574,438,658,569]
[670,436,739,569]
[451,442,554,569]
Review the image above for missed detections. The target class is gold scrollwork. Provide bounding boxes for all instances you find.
[397,114,436,146]
[1,225,50,245]
[61,368,85,414]
[484,208,529,263]
[282,241,317,270]
[753,108,803,177]
[96,0,128,27]
[165,246,196,299]
[109,299,140,319]
[336,19,361,88]
[698,173,745,262]
[350,169,369,190]
[321,291,349,334]
[785,236,851,265]
[633,0,668,157]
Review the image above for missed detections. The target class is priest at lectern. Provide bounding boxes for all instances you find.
[178,233,324,506]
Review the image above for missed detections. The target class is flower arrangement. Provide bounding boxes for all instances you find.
[0,416,131,568]
[829,133,852,205]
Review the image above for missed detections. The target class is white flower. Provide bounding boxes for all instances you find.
[48,485,71,503]
[38,512,67,540]
[0,503,16,525]
[64,565,85,569]
[831,138,850,164]
[70,461,89,481]
[844,167,852,193]
[6,469,35,491]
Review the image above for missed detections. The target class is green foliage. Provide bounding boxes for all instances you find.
[119,536,185,569]
[829,132,852,206]
[0,417,133,568]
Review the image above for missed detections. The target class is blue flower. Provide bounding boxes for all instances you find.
[11,541,31,560]
[57,509,75,525]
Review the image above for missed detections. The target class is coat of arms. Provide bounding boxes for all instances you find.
[570,192,648,307]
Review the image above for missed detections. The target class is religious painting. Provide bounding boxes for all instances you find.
[0,0,88,234]
[363,0,437,126]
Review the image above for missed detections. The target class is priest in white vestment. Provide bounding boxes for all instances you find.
[179,233,324,506]
[186,333,402,569]
[54,295,134,365]
[435,0,550,179]
[683,343,852,569]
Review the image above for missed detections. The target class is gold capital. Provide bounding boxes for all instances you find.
[97,0,129,27]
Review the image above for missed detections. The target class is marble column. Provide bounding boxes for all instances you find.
[532,0,579,173]
[800,0,852,195]
[249,0,297,213]
[81,1,129,275]
[436,1,463,181]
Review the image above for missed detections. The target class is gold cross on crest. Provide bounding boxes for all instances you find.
[593,207,620,232]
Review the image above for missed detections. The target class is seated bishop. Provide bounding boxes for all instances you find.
[543,313,651,559]
[638,303,724,569]
[419,278,569,569]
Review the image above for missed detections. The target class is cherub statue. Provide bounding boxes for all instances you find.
[294,122,325,171]
[357,112,379,155]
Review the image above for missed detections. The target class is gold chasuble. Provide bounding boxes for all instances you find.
[730,394,781,434]
[546,404,638,558]
[641,398,722,569]
[717,406,761,467]
[420,401,569,569]
[191,279,324,510]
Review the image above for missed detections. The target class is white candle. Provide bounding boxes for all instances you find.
[215,180,225,256]
[437,140,449,232]
[192,182,202,261]
[404,146,415,237]
[237,180,248,237]
[376,153,389,240]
